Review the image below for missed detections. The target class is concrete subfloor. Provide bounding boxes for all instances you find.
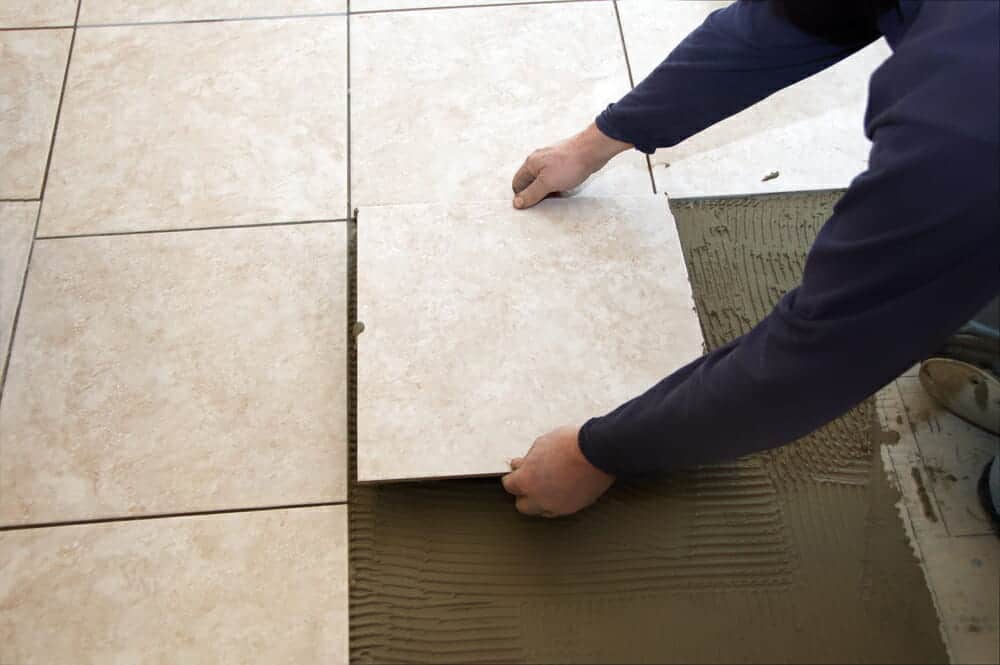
[878,370,999,665]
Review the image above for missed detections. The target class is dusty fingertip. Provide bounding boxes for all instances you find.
[514,197,524,209]
[510,457,524,469]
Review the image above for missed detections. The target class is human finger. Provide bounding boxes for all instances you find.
[513,176,551,209]
[511,156,539,194]
[515,496,545,516]
[501,469,525,496]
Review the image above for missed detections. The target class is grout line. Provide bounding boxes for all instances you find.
[611,0,657,196]
[352,0,606,16]
[67,0,605,29]
[645,154,657,194]
[0,198,42,203]
[0,24,74,31]
[0,501,349,532]
[611,0,635,89]
[345,1,360,653]
[346,1,352,219]
[0,0,80,401]
[34,217,349,241]
[77,11,348,29]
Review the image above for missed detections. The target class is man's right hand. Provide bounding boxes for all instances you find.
[511,123,632,209]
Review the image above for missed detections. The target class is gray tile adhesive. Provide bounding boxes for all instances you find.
[347,190,948,664]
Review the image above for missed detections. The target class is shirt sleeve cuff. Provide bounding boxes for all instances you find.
[596,104,658,155]
[579,416,627,477]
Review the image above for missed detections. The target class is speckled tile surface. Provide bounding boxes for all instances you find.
[350,2,652,207]
[353,0,563,10]
[0,506,349,665]
[0,224,348,525]
[40,18,347,236]
[0,0,76,27]
[357,196,703,481]
[0,202,37,373]
[79,0,346,24]
[0,29,71,198]
[617,0,890,197]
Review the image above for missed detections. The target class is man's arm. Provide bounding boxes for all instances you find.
[504,0,1000,516]
[580,0,1000,476]
[511,0,880,208]
[598,0,879,154]
[581,125,999,475]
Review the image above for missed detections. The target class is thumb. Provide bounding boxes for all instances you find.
[513,176,551,210]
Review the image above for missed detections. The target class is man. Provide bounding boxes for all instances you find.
[501,0,999,519]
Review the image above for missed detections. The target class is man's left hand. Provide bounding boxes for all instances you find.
[501,425,615,518]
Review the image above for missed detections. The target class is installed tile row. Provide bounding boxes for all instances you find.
[0,0,579,28]
[0,506,349,664]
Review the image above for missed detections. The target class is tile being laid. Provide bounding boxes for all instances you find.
[617,0,891,198]
[351,2,652,207]
[0,29,72,198]
[40,18,347,236]
[0,1,77,27]
[357,196,704,482]
[0,203,36,373]
[0,223,347,525]
[79,1,346,25]
[0,506,349,665]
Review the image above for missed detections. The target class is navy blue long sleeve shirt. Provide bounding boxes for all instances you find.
[580,0,1000,477]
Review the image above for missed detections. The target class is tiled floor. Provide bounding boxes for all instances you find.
[0,1,995,662]
[1,2,350,661]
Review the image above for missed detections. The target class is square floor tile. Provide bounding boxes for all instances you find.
[351,3,652,207]
[0,223,347,525]
[357,196,703,481]
[40,18,347,236]
[0,1,77,28]
[617,0,890,198]
[0,29,71,198]
[0,506,348,665]
[0,202,36,373]
[79,1,346,24]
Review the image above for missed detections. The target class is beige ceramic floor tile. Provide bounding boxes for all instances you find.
[351,3,652,207]
[617,0,890,198]
[896,376,998,537]
[0,1,77,28]
[877,383,999,664]
[0,505,348,665]
[357,196,703,481]
[0,29,71,198]
[353,0,562,10]
[0,224,347,525]
[79,0,345,24]
[0,203,36,371]
[40,18,347,236]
